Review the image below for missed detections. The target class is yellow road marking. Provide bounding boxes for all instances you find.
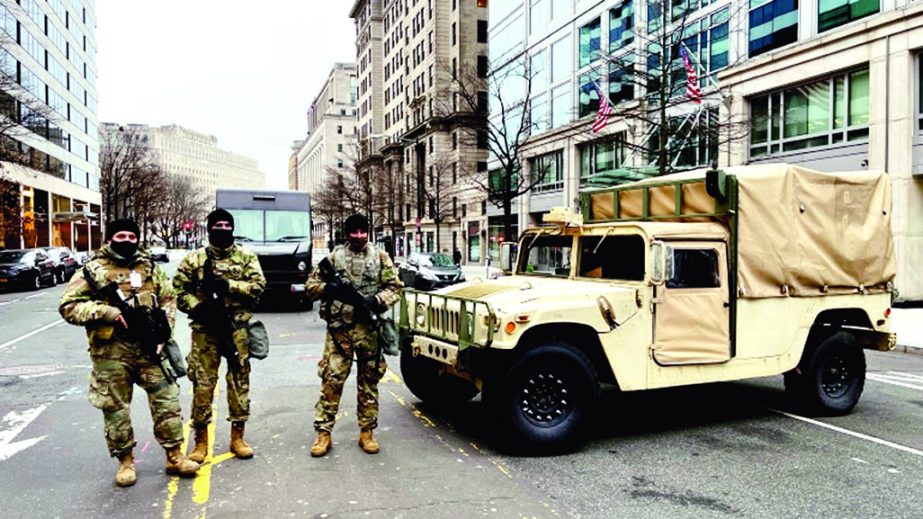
[162,421,192,519]
[192,385,221,506]
[384,368,404,385]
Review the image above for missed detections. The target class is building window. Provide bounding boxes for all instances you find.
[530,151,564,192]
[452,132,457,150]
[481,200,487,215]
[749,0,799,58]
[453,197,458,218]
[648,108,720,169]
[609,58,635,105]
[580,133,627,185]
[578,71,601,118]
[477,131,488,149]
[609,0,634,53]
[452,22,457,46]
[750,67,870,157]
[819,0,879,33]
[477,55,489,78]
[337,125,343,134]
[551,84,571,128]
[579,18,601,68]
[462,204,467,217]
[478,20,488,43]
[918,55,923,131]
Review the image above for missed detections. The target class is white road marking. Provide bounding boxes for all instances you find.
[23,293,44,300]
[886,371,923,382]
[19,370,65,380]
[867,374,923,392]
[0,405,48,461]
[770,408,923,458]
[0,320,65,351]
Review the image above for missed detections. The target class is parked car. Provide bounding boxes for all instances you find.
[42,247,79,284]
[398,252,465,291]
[0,249,57,291]
[73,251,91,266]
[149,245,169,262]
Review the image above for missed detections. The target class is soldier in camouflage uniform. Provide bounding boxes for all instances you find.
[306,213,403,457]
[59,218,200,488]
[173,209,266,463]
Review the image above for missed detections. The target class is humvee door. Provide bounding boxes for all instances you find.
[653,241,730,365]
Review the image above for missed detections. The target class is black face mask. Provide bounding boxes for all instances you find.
[110,240,139,260]
[208,229,234,249]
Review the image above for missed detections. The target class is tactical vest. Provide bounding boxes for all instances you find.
[321,244,384,327]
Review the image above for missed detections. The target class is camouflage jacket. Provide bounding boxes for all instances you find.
[59,246,176,345]
[306,243,402,327]
[173,244,266,328]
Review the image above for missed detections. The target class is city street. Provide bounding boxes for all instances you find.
[0,258,921,518]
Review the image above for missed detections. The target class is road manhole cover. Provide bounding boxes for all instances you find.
[0,364,66,377]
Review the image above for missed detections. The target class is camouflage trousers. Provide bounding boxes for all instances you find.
[88,340,184,457]
[314,323,387,433]
[187,330,251,426]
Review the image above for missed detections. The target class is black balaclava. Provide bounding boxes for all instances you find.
[207,209,235,249]
[105,218,141,259]
[344,213,369,252]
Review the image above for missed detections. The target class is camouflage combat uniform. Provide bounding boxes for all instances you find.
[59,246,182,457]
[306,243,402,433]
[173,244,265,426]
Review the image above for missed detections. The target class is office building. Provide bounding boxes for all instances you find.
[0,0,100,251]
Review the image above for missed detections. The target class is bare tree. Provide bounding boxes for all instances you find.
[370,155,405,256]
[150,176,208,248]
[98,126,165,232]
[313,168,354,247]
[590,0,749,176]
[441,57,551,245]
[0,165,23,247]
[420,152,460,251]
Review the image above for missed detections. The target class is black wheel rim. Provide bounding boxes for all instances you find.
[518,372,572,427]
[821,353,851,398]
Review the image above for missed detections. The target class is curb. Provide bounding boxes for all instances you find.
[894,344,923,356]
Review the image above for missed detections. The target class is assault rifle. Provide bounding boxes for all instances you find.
[200,255,241,372]
[83,269,177,384]
[316,257,382,325]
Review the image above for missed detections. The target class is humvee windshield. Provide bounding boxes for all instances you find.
[519,235,572,276]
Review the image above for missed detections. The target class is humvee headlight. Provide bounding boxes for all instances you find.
[415,303,426,326]
[297,261,307,271]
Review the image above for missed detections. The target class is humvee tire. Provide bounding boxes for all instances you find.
[496,341,599,448]
[785,331,866,415]
[400,349,480,404]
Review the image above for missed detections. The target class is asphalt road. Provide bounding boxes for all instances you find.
[0,259,922,518]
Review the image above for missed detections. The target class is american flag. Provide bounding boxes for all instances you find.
[591,83,613,133]
[680,47,702,104]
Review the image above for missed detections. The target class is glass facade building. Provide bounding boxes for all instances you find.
[0,0,100,251]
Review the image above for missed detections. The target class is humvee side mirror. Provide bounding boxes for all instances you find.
[650,242,674,284]
[650,242,665,284]
[499,242,515,274]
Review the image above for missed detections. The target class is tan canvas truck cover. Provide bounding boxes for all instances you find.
[586,163,896,299]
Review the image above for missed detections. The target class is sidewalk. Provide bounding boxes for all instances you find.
[891,307,923,355]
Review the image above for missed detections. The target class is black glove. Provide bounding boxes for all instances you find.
[364,294,386,314]
[323,280,349,301]
[205,277,230,299]
[119,305,146,340]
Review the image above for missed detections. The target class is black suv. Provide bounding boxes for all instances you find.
[398,252,465,291]
[0,249,58,291]
[43,247,79,284]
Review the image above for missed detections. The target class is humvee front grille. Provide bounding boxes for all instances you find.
[400,290,496,350]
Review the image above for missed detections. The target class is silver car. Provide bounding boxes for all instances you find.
[398,252,464,291]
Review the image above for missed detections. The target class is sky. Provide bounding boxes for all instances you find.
[96,1,356,189]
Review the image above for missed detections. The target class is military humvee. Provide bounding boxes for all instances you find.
[398,164,897,449]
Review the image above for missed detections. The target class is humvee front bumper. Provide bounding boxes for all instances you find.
[411,335,460,365]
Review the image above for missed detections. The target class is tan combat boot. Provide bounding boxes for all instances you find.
[165,446,200,477]
[358,429,379,454]
[310,431,332,457]
[115,452,137,487]
[187,426,208,464]
[230,422,254,459]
